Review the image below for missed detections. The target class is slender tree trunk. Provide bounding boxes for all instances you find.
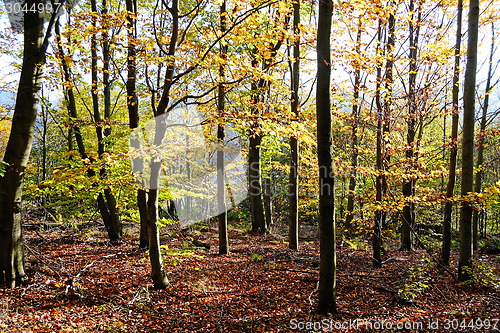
[459,0,479,282]
[0,0,56,288]
[91,0,121,241]
[41,96,47,206]
[218,0,229,255]
[345,18,362,232]
[440,0,462,266]
[125,0,148,249]
[401,0,420,251]
[316,0,336,315]
[472,22,495,250]
[381,4,395,233]
[249,13,288,234]
[144,0,181,290]
[288,0,300,250]
[249,56,266,233]
[263,177,273,230]
[55,19,86,158]
[373,19,384,268]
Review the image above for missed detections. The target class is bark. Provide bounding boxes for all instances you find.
[218,0,229,255]
[249,11,288,234]
[373,19,384,268]
[0,1,52,288]
[381,3,395,232]
[55,19,86,157]
[91,0,121,241]
[345,18,362,232]
[125,0,148,249]
[472,22,494,251]
[263,177,273,231]
[459,0,479,282]
[401,0,421,251]
[440,0,462,266]
[249,62,266,233]
[288,0,300,250]
[316,0,336,315]
[144,0,181,290]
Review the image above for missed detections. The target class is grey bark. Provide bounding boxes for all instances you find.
[218,0,229,255]
[472,22,494,251]
[288,0,300,250]
[0,0,58,288]
[316,0,336,315]
[440,0,462,266]
[401,0,421,251]
[459,0,479,282]
[345,18,362,232]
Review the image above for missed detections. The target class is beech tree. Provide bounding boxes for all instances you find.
[125,0,149,249]
[218,0,229,255]
[440,0,463,266]
[316,0,336,315]
[459,0,479,282]
[0,0,62,288]
[288,0,300,250]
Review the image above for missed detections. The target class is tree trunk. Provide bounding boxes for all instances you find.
[316,0,336,315]
[381,4,395,234]
[147,187,169,289]
[143,0,180,290]
[249,131,266,232]
[459,0,479,282]
[401,0,420,251]
[472,22,494,251]
[0,0,53,288]
[373,19,384,268]
[249,55,266,233]
[125,0,148,249]
[248,12,288,234]
[345,18,362,233]
[91,0,121,241]
[217,0,229,255]
[263,177,273,231]
[440,0,462,266]
[288,0,300,250]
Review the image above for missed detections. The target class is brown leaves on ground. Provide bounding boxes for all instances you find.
[1,224,500,332]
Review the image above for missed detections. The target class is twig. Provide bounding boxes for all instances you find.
[24,243,64,278]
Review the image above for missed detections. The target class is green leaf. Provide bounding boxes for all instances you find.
[0,161,8,177]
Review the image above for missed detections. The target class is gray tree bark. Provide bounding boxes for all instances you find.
[459,0,479,282]
[218,0,229,255]
[288,0,300,250]
[345,18,362,233]
[440,0,462,266]
[0,0,59,288]
[472,22,495,251]
[316,0,336,315]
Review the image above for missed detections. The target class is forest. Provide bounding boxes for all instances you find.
[1,0,500,331]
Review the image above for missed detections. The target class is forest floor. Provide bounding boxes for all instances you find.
[1,219,500,332]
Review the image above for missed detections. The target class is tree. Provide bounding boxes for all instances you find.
[472,21,496,250]
[316,0,336,315]
[458,0,479,282]
[345,17,362,233]
[249,4,289,233]
[0,0,61,288]
[91,0,122,242]
[288,0,300,250]
[218,0,229,255]
[125,0,148,249]
[373,17,384,268]
[401,0,421,251]
[440,0,463,266]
